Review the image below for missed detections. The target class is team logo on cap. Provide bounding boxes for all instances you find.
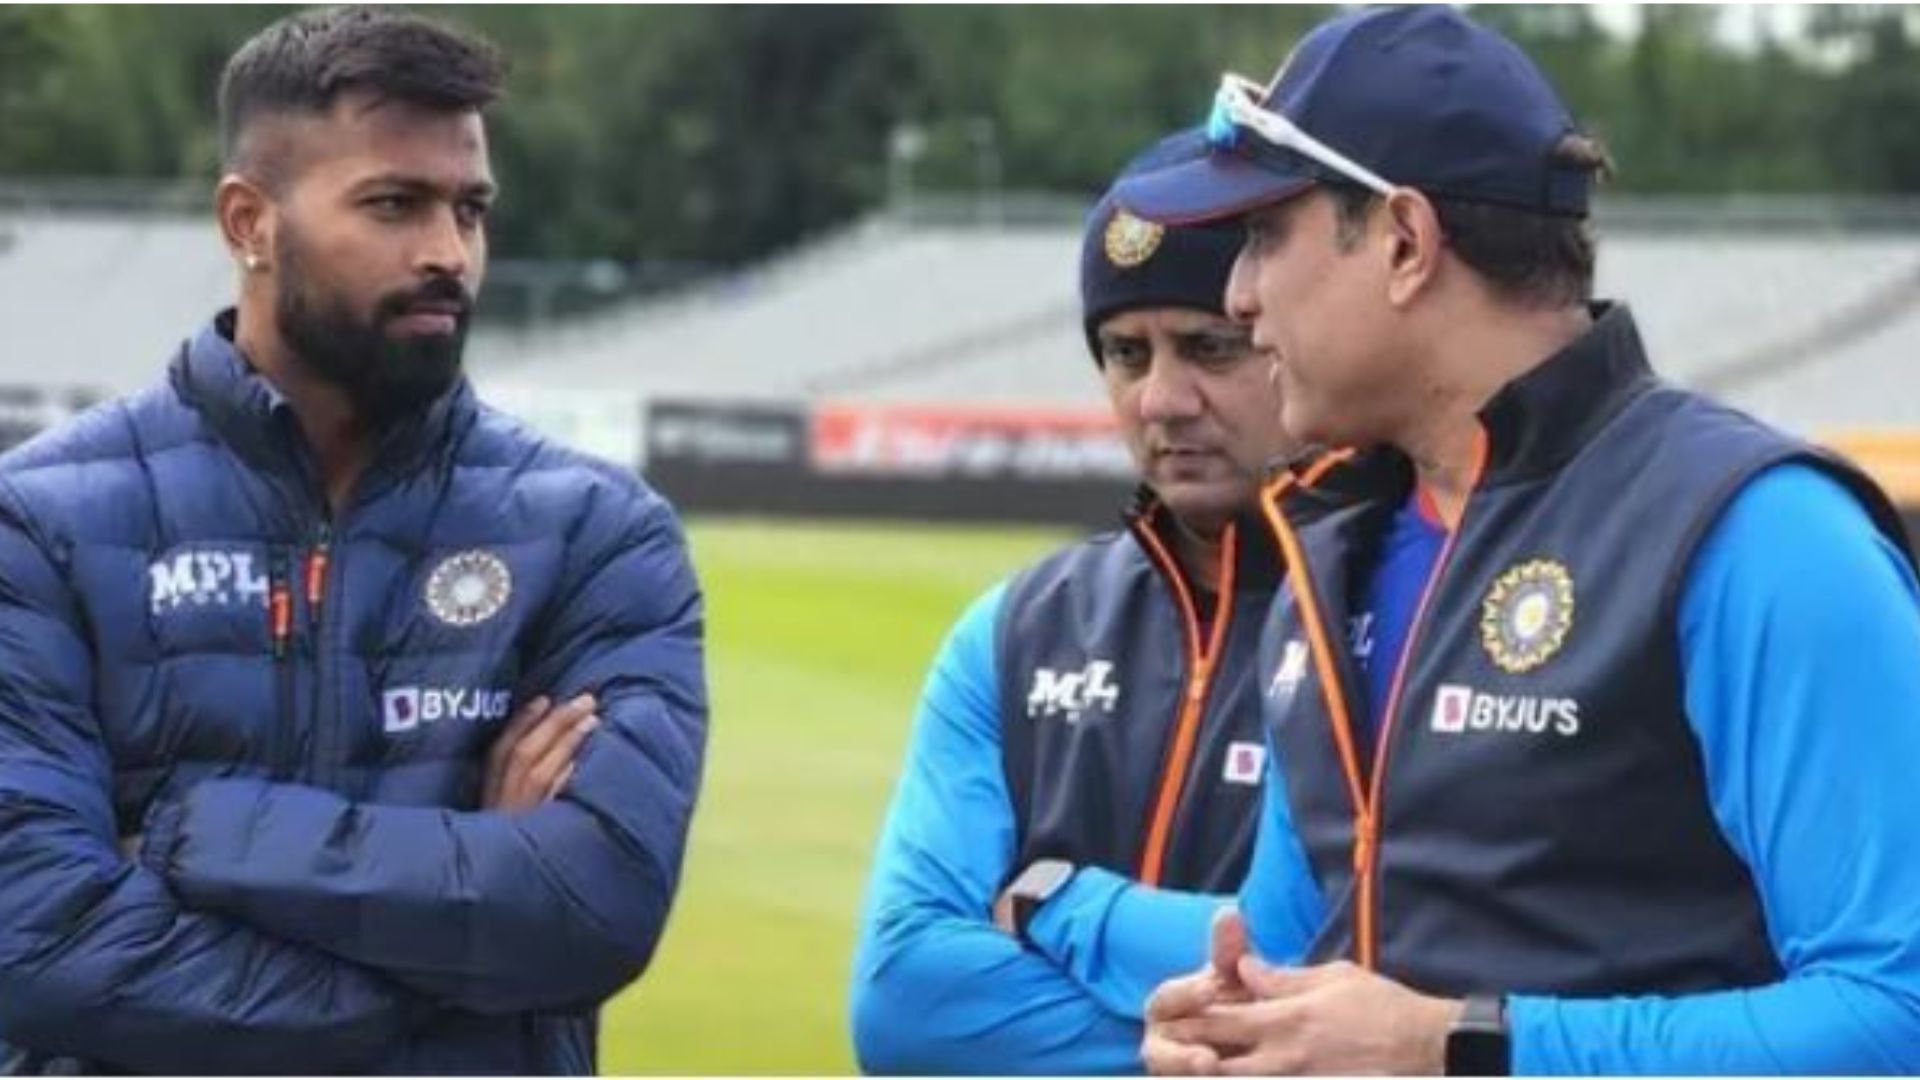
[1479,559,1574,674]
[1103,210,1164,269]
[424,550,513,628]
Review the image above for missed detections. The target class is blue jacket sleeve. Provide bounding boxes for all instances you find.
[1237,726,1326,967]
[142,483,708,1015]
[1511,463,1920,1073]
[0,490,426,1073]
[850,584,1147,1075]
[1024,868,1233,1020]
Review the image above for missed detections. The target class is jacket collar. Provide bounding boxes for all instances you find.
[1290,302,1658,508]
[1477,302,1657,486]
[1122,483,1288,592]
[171,309,477,489]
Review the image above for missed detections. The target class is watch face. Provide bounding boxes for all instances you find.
[1444,1028,1509,1077]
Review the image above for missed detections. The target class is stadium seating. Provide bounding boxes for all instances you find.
[3,201,1917,437]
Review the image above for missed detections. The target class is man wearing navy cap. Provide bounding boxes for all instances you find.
[850,131,1306,1073]
[1122,6,1920,1075]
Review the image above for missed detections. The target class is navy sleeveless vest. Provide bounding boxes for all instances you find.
[1260,306,1909,996]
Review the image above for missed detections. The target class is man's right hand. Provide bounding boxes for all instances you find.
[1142,907,1255,1074]
[483,693,599,811]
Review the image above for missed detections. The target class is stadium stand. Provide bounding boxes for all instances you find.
[466,199,1920,437]
[0,209,232,389]
[3,195,1918,442]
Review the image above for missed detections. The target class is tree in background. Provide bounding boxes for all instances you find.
[463,5,915,265]
[1813,5,1920,192]
[0,4,1915,267]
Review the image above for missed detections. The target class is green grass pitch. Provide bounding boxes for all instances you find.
[597,516,1070,1073]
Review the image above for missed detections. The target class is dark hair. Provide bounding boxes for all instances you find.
[219,6,505,178]
[1328,134,1613,309]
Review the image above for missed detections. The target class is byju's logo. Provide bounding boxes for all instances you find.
[148,548,268,615]
[1431,683,1580,738]
[1026,660,1120,723]
[381,686,513,734]
[1222,741,1267,786]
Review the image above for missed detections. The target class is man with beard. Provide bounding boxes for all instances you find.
[0,8,706,1073]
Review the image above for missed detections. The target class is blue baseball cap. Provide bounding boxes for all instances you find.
[1117,5,1595,226]
[1081,128,1244,362]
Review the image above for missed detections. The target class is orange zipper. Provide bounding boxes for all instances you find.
[1133,519,1238,887]
[1260,473,1372,864]
[1259,439,1485,969]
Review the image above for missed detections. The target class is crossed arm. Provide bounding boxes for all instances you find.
[0,498,426,1073]
[850,585,1232,1074]
[0,484,708,1069]
[140,494,709,1016]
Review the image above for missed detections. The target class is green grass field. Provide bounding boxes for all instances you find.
[597,517,1069,1074]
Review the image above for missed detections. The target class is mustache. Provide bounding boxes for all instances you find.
[376,276,473,322]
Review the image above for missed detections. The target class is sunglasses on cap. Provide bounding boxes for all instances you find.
[1204,74,1395,197]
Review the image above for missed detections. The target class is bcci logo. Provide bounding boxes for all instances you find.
[1479,559,1575,674]
[1103,210,1164,269]
[424,550,513,628]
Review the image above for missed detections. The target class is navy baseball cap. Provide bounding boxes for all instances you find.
[1117,5,1595,226]
[1081,128,1244,361]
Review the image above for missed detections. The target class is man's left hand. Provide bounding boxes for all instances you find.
[484,693,599,811]
[1142,910,1257,1074]
[1153,958,1462,1076]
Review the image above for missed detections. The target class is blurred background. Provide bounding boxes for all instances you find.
[3,4,1919,1072]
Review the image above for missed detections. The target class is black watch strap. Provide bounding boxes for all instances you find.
[1011,892,1044,943]
[1445,994,1510,1076]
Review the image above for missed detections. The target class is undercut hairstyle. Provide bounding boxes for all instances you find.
[218,6,506,184]
[1328,133,1614,310]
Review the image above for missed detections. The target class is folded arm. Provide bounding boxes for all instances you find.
[146,486,709,1015]
[851,585,1147,1074]
[0,489,427,1073]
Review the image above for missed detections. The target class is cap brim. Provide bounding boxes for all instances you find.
[1113,151,1314,227]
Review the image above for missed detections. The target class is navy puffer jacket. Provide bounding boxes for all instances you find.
[0,312,707,1073]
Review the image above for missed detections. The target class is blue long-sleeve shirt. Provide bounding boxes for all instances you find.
[1238,462,1920,1072]
[850,583,1235,1074]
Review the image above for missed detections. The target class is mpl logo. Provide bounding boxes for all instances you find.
[382,686,513,734]
[1267,640,1309,699]
[1347,613,1376,666]
[1026,660,1120,723]
[148,547,269,615]
[1431,683,1581,738]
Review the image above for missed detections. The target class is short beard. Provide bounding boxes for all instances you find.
[273,227,470,431]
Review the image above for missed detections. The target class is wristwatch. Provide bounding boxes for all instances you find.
[1445,994,1510,1076]
[1002,858,1076,943]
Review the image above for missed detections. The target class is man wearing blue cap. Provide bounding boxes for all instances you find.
[850,131,1306,1074]
[1120,6,1920,1075]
